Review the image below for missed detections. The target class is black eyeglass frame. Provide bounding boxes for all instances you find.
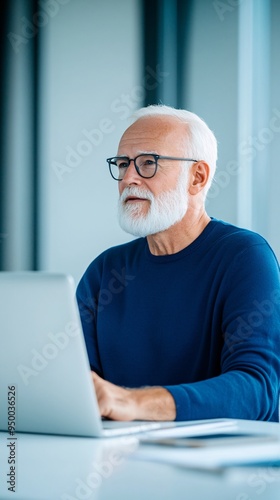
[106,154,199,181]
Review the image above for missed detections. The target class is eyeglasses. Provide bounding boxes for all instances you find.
[106,154,198,181]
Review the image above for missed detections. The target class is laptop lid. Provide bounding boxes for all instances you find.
[0,272,104,437]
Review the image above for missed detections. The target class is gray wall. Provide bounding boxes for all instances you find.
[186,0,238,224]
[40,0,141,283]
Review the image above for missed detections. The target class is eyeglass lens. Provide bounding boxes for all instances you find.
[109,154,157,180]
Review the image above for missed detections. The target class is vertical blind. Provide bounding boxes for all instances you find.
[0,0,40,271]
[142,0,193,108]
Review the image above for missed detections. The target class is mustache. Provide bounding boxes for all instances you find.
[119,186,154,204]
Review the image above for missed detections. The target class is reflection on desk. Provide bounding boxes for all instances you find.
[0,419,280,500]
[0,432,137,499]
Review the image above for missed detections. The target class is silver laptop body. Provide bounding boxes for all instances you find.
[0,272,167,437]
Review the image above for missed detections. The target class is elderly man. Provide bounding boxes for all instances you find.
[76,105,280,422]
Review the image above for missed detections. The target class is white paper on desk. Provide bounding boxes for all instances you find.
[134,440,280,470]
[140,418,239,440]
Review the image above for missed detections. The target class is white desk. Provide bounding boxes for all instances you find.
[1,419,280,500]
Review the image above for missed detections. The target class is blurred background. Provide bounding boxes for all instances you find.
[0,0,279,284]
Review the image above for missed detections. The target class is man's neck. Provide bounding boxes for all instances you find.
[146,209,211,256]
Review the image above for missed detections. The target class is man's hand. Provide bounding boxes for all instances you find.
[92,372,176,421]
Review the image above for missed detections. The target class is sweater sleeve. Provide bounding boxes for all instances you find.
[164,241,280,422]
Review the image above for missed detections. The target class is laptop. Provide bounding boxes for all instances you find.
[0,272,190,438]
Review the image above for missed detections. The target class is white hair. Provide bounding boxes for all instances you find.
[131,104,218,195]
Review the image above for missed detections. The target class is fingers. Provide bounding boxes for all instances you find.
[90,371,136,420]
[91,371,100,383]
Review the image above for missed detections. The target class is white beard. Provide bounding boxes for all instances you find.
[118,168,189,237]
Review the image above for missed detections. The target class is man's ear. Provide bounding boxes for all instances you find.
[188,161,210,195]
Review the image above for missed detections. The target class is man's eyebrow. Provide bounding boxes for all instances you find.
[133,150,159,156]
[139,150,158,155]
[116,150,159,157]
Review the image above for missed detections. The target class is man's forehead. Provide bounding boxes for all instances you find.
[124,115,184,133]
[118,116,188,153]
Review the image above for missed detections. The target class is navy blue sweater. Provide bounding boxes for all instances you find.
[76,219,280,422]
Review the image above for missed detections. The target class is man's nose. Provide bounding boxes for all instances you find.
[121,161,142,185]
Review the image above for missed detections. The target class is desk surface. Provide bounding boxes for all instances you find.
[1,419,280,500]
